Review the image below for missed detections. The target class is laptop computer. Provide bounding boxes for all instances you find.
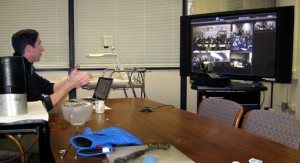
[75,77,113,103]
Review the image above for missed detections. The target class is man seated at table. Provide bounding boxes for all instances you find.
[0,29,91,161]
[12,29,91,110]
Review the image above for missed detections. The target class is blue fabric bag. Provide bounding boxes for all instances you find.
[70,127,142,156]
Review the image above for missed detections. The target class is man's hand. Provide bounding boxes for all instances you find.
[69,65,92,88]
[51,65,92,108]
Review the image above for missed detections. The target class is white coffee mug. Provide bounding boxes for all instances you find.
[95,100,105,113]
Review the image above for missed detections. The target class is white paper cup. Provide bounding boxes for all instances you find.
[95,100,105,113]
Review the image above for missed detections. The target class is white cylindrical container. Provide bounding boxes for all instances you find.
[95,100,105,113]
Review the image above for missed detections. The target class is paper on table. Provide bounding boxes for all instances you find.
[106,145,195,163]
[0,101,48,123]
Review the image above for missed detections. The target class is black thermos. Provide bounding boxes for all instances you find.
[0,56,27,116]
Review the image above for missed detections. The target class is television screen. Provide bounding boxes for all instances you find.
[180,6,294,83]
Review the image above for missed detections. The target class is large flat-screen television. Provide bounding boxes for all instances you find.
[180,6,294,83]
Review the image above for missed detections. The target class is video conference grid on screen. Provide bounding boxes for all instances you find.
[191,12,277,77]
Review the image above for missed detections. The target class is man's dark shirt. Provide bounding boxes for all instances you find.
[22,57,54,111]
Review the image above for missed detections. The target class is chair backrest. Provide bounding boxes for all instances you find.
[198,98,243,128]
[241,110,300,149]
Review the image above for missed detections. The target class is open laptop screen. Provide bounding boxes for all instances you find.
[94,77,113,101]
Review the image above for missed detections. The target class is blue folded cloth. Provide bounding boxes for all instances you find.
[70,127,142,156]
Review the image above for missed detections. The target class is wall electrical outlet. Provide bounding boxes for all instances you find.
[102,35,113,48]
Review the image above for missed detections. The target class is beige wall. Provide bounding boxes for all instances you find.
[190,0,274,15]
[275,0,300,116]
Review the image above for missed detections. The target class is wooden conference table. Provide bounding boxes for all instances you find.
[49,98,300,162]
